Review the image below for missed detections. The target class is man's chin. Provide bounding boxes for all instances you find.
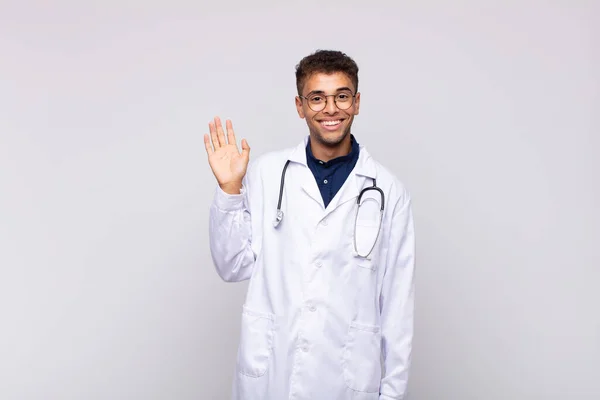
[313,129,349,147]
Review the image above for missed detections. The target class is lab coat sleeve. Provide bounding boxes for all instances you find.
[379,194,416,400]
[208,176,256,282]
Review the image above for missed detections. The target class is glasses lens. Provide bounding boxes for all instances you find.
[335,91,354,110]
[307,94,326,112]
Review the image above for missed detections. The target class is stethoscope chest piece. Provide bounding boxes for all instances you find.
[273,210,284,228]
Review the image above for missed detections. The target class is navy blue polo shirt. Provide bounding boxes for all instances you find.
[306,135,360,208]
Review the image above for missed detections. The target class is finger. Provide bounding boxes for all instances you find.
[203,134,213,155]
[209,121,220,150]
[241,138,251,160]
[215,116,227,147]
[226,119,237,149]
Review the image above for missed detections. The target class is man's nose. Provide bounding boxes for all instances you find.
[323,96,338,114]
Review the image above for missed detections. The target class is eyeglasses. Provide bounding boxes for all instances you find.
[299,90,356,112]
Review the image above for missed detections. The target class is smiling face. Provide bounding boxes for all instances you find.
[295,71,361,149]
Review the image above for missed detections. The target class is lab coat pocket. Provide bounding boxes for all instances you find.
[342,321,382,393]
[236,306,275,378]
[353,219,381,270]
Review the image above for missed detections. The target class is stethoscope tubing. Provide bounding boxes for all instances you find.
[274,160,385,258]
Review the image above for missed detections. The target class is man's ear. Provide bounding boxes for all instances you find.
[295,96,305,119]
[353,92,360,115]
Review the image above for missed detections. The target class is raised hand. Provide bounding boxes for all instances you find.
[204,116,250,195]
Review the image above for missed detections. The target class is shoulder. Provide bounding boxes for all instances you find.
[245,146,295,182]
[249,147,293,170]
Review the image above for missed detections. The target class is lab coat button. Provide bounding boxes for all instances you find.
[321,219,328,226]
[309,305,317,312]
[315,261,322,268]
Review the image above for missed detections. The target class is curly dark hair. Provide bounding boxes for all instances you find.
[295,50,359,95]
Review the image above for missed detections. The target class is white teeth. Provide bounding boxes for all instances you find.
[321,120,341,126]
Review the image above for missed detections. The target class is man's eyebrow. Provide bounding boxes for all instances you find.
[305,87,353,96]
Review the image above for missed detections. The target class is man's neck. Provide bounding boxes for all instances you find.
[309,135,352,162]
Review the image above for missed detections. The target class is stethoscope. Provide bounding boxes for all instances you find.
[273,160,385,258]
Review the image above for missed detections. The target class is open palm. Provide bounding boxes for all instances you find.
[204,117,250,194]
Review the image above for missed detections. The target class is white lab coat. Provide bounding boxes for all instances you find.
[209,136,415,400]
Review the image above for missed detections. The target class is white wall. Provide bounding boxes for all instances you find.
[1,1,598,399]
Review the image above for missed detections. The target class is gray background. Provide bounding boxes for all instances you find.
[1,1,598,399]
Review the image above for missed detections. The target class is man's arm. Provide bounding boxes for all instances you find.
[209,178,256,282]
[204,116,255,282]
[379,193,416,399]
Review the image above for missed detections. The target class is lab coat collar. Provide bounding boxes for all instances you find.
[287,135,377,212]
[287,135,377,179]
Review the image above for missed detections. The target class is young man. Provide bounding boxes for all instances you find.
[204,50,415,400]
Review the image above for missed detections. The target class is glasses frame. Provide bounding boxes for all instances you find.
[298,91,357,112]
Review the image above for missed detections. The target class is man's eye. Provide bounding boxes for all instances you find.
[310,96,323,102]
[337,94,349,100]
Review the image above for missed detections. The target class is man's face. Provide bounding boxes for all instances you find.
[295,71,360,148]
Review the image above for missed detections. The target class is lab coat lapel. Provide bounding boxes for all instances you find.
[287,136,324,208]
[324,144,377,217]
